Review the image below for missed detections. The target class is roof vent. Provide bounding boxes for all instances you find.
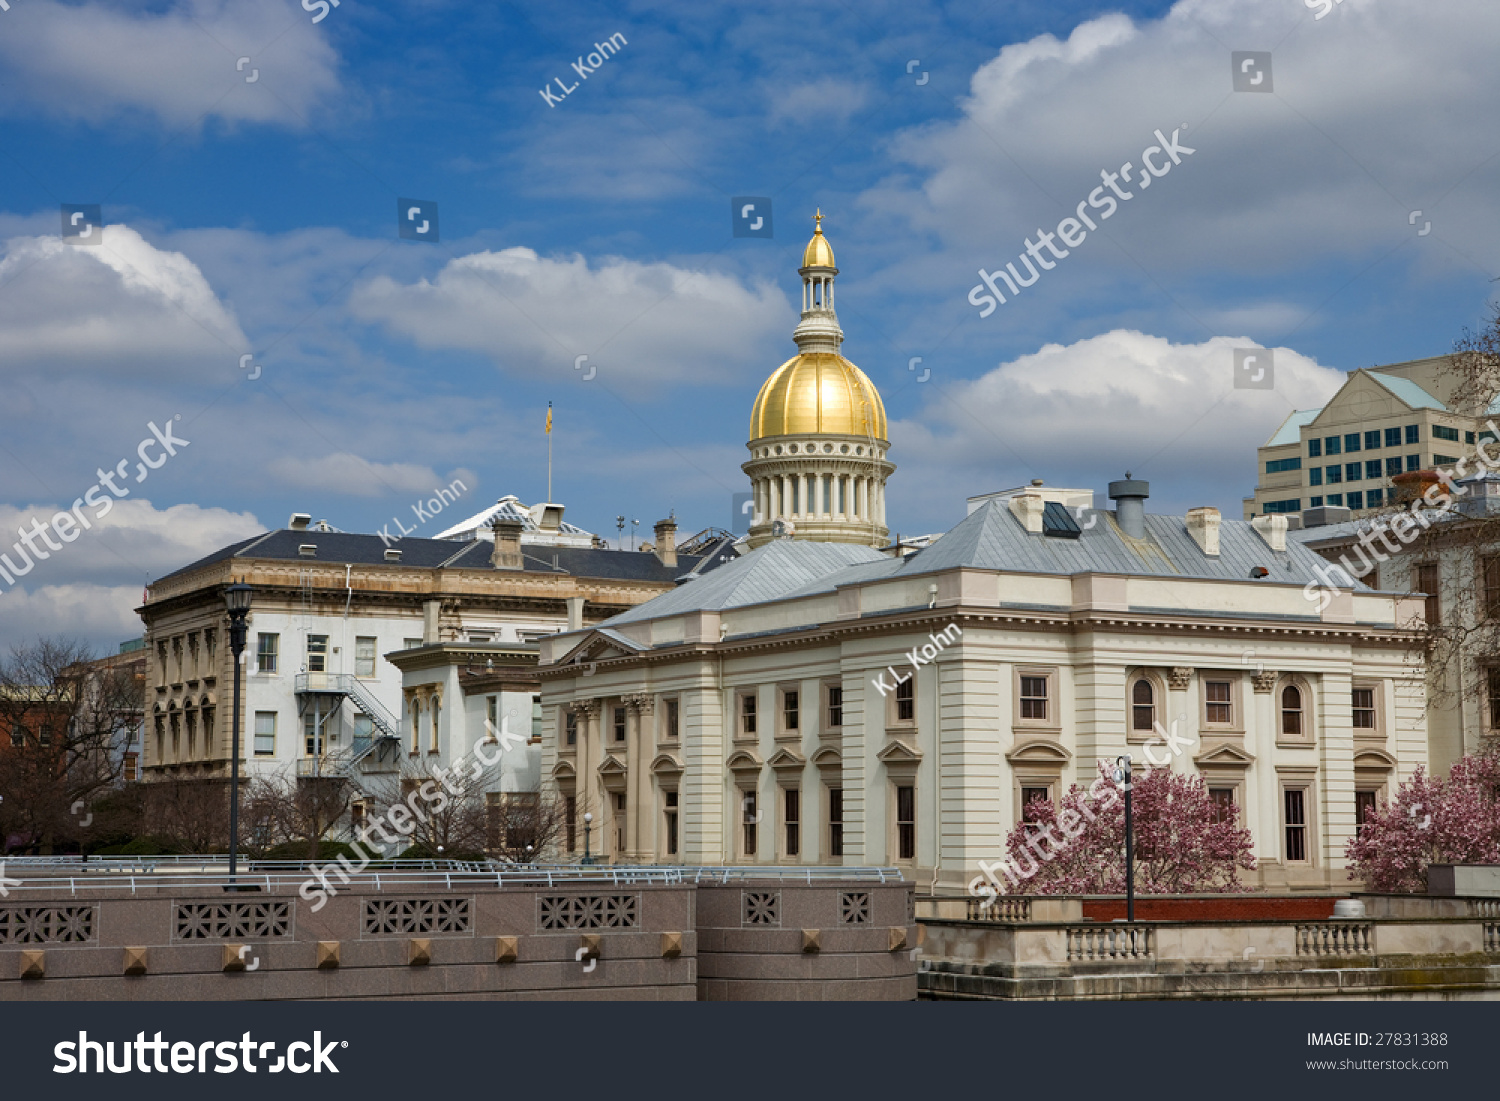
[1108,474,1149,539]
[384,549,402,562]
[1249,566,1270,579]
[288,513,311,531]
[298,544,317,557]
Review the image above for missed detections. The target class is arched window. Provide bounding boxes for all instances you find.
[1281,685,1303,737]
[1131,679,1155,731]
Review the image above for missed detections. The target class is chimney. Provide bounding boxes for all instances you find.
[422,599,441,645]
[490,517,524,571]
[1108,474,1149,539]
[566,595,585,632]
[1251,514,1288,552]
[653,517,678,568]
[1186,506,1222,556]
[1009,494,1045,533]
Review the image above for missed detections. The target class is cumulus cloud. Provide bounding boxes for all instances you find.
[890,329,1345,520]
[268,453,478,499]
[0,225,247,378]
[0,583,151,652]
[0,0,342,129]
[349,247,790,383]
[878,0,1500,285]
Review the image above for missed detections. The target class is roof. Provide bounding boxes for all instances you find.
[1367,371,1446,411]
[600,497,1365,630]
[604,540,887,625]
[153,529,730,588]
[433,495,593,542]
[1266,409,1322,448]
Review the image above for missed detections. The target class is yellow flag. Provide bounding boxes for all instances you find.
[546,402,552,435]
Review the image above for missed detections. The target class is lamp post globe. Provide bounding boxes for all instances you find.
[583,811,594,865]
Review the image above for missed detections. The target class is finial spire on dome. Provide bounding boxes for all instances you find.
[814,209,823,232]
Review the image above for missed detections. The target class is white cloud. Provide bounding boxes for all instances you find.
[0,583,149,651]
[768,79,869,127]
[0,0,342,129]
[349,246,790,384]
[0,225,247,378]
[877,0,1500,289]
[890,329,1345,520]
[268,453,477,499]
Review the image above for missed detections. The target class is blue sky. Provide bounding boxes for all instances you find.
[0,0,1496,650]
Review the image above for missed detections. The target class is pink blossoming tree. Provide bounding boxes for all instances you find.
[989,762,1256,895]
[1345,745,1500,892]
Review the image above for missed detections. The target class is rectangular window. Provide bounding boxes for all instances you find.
[1343,433,1361,453]
[403,638,421,649]
[123,753,138,782]
[1433,424,1460,441]
[1415,562,1441,627]
[1384,426,1402,447]
[353,714,373,742]
[1209,787,1235,824]
[1356,790,1377,832]
[1345,462,1361,482]
[828,788,844,858]
[1365,459,1381,480]
[1352,687,1376,730]
[896,785,916,861]
[1264,499,1301,514]
[564,710,578,746]
[485,695,498,737]
[784,788,800,857]
[1021,786,1051,817]
[895,678,914,723]
[614,792,626,853]
[1284,789,1308,863]
[1485,556,1500,618]
[742,790,757,856]
[532,695,543,742]
[355,636,376,678]
[613,705,626,742]
[1308,438,1322,458]
[740,693,757,736]
[253,711,276,756]
[1406,424,1420,444]
[1325,436,1341,455]
[1364,430,1380,451]
[1266,457,1302,473]
[1347,491,1363,510]
[8,722,21,747]
[1309,468,1323,486]
[1020,675,1048,720]
[1367,488,1383,507]
[256,633,279,674]
[1327,493,1343,506]
[782,689,799,732]
[1406,454,1421,472]
[1435,454,1459,467]
[826,685,843,728]
[1310,496,1324,507]
[1205,680,1233,725]
[1325,465,1342,484]
[1488,669,1500,730]
[665,698,679,740]
[664,791,678,856]
[306,634,328,673]
[1385,456,1404,477]
[565,795,577,851]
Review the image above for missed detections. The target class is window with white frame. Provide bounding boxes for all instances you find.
[256,633,279,674]
[253,711,276,756]
[355,636,377,678]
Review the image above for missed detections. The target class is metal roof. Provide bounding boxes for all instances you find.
[1367,371,1446,411]
[1266,408,1322,447]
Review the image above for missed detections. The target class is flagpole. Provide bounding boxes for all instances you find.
[547,401,553,502]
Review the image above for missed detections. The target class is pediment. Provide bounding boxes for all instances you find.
[650,752,685,775]
[1353,747,1398,770]
[810,745,842,769]
[597,754,628,776]
[550,759,576,780]
[767,747,806,771]
[1195,742,1256,769]
[555,630,645,669]
[877,739,923,765]
[725,749,763,774]
[1005,739,1070,765]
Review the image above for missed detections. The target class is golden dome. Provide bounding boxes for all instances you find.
[801,210,836,268]
[749,352,887,441]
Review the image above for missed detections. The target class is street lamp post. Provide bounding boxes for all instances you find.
[582,811,593,865]
[1114,754,1135,923]
[223,583,253,885]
